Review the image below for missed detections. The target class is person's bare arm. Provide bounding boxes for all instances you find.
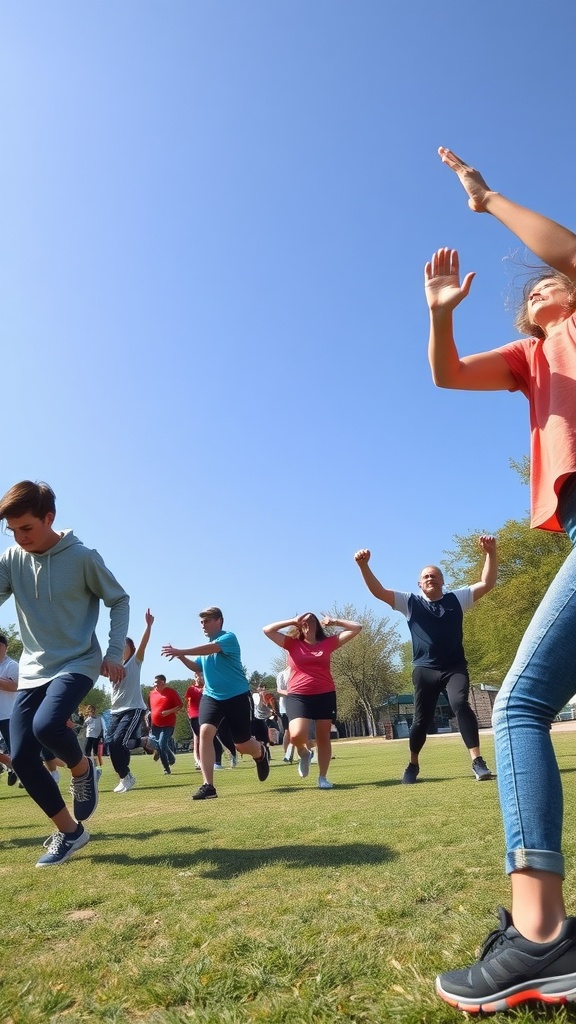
[354,550,396,607]
[262,619,298,649]
[439,147,576,283]
[425,248,516,391]
[135,608,154,663]
[470,535,498,602]
[162,642,222,659]
[320,616,362,647]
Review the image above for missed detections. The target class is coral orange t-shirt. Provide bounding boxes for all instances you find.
[284,635,340,695]
[498,314,576,532]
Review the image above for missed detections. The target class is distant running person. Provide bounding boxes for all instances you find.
[162,606,270,800]
[108,609,155,793]
[355,537,497,784]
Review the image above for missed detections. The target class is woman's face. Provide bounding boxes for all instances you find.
[300,614,318,641]
[528,278,575,330]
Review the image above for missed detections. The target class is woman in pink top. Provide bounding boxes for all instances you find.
[427,147,576,1013]
[263,613,361,789]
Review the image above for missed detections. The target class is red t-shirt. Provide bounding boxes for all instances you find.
[149,686,182,727]
[284,635,340,695]
[185,683,203,718]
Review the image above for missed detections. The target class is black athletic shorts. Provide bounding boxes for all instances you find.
[285,690,337,722]
[199,692,253,744]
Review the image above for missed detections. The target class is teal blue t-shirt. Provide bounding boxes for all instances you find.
[199,630,249,701]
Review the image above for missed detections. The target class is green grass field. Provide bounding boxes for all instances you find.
[3,732,576,1024]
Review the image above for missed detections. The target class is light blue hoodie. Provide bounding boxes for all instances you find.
[0,530,129,689]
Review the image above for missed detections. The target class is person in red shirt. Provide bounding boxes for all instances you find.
[263,613,361,789]
[148,675,183,775]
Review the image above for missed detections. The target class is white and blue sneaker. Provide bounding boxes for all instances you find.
[70,760,98,821]
[36,825,90,867]
[298,749,312,779]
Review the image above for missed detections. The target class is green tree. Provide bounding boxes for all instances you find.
[441,517,570,684]
[329,604,402,735]
[0,624,23,660]
[80,686,111,714]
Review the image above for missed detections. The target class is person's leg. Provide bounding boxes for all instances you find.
[443,670,491,778]
[217,718,237,759]
[199,723,218,785]
[213,731,224,767]
[437,538,576,1010]
[315,719,332,777]
[156,727,174,772]
[108,710,141,781]
[404,668,441,781]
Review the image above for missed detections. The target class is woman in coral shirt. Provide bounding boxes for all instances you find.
[263,613,361,790]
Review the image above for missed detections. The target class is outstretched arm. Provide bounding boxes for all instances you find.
[470,535,498,602]
[425,248,516,391]
[439,147,576,283]
[174,654,203,673]
[354,550,396,608]
[162,642,222,659]
[135,608,154,663]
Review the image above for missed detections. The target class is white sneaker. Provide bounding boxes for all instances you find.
[318,776,334,789]
[230,755,237,768]
[50,769,60,784]
[214,764,224,770]
[298,750,312,779]
[114,773,136,793]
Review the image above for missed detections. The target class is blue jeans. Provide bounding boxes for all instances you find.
[493,479,576,877]
[150,725,175,771]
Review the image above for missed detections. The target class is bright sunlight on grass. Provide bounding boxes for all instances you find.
[3,731,576,1023]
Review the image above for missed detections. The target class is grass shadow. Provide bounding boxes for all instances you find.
[91,840,397,877]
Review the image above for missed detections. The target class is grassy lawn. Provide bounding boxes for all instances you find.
[3,732,576,1024]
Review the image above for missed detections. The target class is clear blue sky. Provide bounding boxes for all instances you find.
[1,1,573,683]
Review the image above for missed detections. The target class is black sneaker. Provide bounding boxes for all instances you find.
[436,907,576,1013]
[402,763,419,784]
[472,755,493,781]
[70,760,98,822]
[192,783,217,801]
[6,769,18,787]
[255,744,270,782]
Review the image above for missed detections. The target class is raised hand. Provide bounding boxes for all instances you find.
[438,147,496,213]
[354,549,371,564]
[425,248,475,313]
[478,534,496,554]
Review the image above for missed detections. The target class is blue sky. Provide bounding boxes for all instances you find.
[1,1,574,683]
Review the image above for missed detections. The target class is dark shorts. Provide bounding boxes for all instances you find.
[252,717,270,743]
[285,691,337,723]
[279,712,289,731]
[199,692,253,745]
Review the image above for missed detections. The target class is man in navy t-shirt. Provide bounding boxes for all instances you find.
[355,536,497,783]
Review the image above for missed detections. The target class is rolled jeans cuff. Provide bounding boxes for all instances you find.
[506,848,565,878]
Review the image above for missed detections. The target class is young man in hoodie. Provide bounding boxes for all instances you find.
[0,480,129,866]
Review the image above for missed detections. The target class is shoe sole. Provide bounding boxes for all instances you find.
[474,772,496,781]
[192,793,217,800]
[436,974,576,1013]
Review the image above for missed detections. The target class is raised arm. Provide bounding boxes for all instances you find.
[135,608,154,663]
[470,534,498,602]
[425,248,516,391]
[354,550,396,608]
[320,616,362,647]
[439,147,576,284]
[262,619,298,649]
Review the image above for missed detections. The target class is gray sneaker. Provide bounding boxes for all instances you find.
[436,907,576,1013]
[298,750,312,779]
[472,756,493,781]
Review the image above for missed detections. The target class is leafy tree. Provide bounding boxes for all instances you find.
[0,624,23,660]
[248,670,276,691]
[79,686,111,714]
[328,603,402,735]
[441,517,570,684]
